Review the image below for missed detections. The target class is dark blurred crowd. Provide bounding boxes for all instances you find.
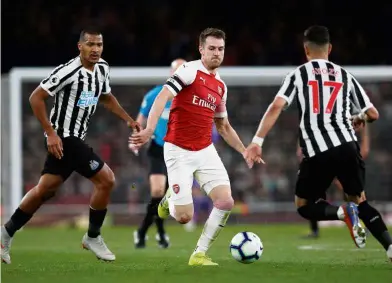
[3,0,392,73]
[4,0,392,206]
[21,82,392,205]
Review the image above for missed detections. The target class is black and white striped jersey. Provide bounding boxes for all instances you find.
[276,59,373,158]
[40,56,111,140]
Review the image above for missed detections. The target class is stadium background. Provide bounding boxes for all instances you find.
[1,0,392,227]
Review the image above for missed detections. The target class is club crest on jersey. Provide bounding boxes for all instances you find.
[77,91,98,108]
[172,184,180,194]
[50,75,60,86]
[218,86,223,95]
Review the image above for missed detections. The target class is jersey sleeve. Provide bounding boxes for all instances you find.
[40,64,74,96]
[275,70,297,109]
[139,86,161,117]
[101,67,112,95]
[215,84,228,118]
[164,62,196,96]
[349,75,373,113]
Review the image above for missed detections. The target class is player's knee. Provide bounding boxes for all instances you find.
[98,171,115,191]
[213,197,234,211]
[36,185,58,202]
[295,195,307,208]
[151,185,165,198]
[176,212,193,224]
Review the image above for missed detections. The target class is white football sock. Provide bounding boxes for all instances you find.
[169,199,176,219]
[193,207,231,254]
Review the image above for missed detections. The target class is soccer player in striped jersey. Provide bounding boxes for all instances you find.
[1,28,140,264]
[245,25,392,261]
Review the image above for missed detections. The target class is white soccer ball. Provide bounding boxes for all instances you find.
[230,232,263,264]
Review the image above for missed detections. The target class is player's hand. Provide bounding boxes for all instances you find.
[129,128,154,148]
[243,143,265,169]
[127,120,142,132]
[350,115,365,131]
[128,142,139,156]
[47,132,63,159]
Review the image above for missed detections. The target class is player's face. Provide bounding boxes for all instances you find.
[200,36,225,69]
[78,34,103,64]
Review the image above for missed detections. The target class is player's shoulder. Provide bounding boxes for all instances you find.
[97,58,110,70]
[56,56,81,71]
[174,59,199,76]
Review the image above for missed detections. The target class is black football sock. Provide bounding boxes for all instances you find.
[87,207,107,238]
[139,197,161,238]
[4,208,33,237]
[298,199,340,221]
[310,219,319,235]
[358,201,392,250]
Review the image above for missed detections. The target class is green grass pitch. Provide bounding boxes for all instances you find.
[2,224,391,283]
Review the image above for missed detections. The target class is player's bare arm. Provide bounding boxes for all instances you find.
[29,86,63,160]
[214,117,246,154]
[130,87,174,147]
[360,125,370,159]
[99,94,141,131]
[244,96,287,167]
[136,113,147,128]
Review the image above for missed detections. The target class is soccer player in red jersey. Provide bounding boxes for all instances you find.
[131,27,260,265]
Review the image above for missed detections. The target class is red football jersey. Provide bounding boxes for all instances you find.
[164,60,227,151]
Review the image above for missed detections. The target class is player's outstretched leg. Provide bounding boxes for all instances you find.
[1,174,63,264]
[351,194,392,261]
[81,164,115,262]
[296,198,366,248]
[189,185,233,266]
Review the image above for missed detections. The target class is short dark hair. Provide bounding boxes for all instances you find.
[199,28,226,46]
[303,25,330,45]
[79,28,102,42]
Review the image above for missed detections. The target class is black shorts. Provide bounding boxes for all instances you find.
[41,136,104,181]
[295,141,365,201]
[147,140,167,176]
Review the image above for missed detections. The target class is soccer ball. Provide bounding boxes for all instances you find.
[230,232,263,264]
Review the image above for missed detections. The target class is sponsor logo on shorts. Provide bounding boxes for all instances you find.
[172,184,180,194]
[89,160,99,171]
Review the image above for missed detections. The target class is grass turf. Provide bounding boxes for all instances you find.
[2,224,391,283]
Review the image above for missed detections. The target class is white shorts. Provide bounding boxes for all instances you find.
[164,142,230,205]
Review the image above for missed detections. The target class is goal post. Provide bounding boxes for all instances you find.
[5,65,392,219]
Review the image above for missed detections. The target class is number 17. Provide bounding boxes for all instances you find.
[308,80,343,114]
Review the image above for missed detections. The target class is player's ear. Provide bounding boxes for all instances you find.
[199,45,204,56]
[303,43,309,57]
[77,42,82,52]
[328,43,332,55]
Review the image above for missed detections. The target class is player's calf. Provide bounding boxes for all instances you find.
[88,165,115,238]
[193,186,234,256]
[356,200,392,252]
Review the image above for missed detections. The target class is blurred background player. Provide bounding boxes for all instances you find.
[1,29,140,264]
[131,28,257,266]
[131,58,186,249]
[300,125,370,238]
[245,25,392,261]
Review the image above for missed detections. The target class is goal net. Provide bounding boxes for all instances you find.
[2,66,392,225]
